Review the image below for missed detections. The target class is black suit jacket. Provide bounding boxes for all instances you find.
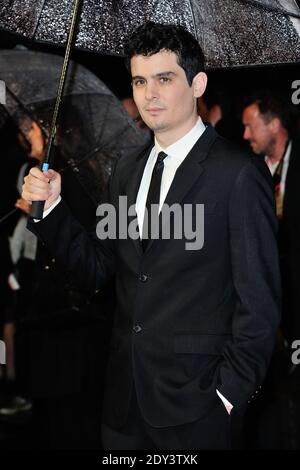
[29,125,281,428]
[279,137,300,342]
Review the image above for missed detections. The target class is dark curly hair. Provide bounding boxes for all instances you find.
[123,22,205,86]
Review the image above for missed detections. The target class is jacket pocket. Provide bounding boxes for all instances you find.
[174,333,232,355]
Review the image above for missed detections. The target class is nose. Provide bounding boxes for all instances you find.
[145,81,159,101]
[28,129,33,144]
[243,127,251,141]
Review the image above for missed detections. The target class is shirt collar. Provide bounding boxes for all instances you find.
[265,140,292,169]
[154,118,206,165]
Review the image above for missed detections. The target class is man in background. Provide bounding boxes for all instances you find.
[242,91,300,349]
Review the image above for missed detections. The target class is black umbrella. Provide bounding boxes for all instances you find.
[1,0,299,218]
[1,0,84,218]
[0,0,300,68]
[0,49,151,210]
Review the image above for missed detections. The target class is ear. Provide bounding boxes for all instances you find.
[193,72,208,98]
[269,117,281,134]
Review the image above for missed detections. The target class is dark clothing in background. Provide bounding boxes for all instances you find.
[11,156,114,449]
[278,137,300,345]
[0,122,27,329]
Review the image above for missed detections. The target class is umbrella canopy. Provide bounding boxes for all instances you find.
[0,0,299,67]
[0,49,151,205]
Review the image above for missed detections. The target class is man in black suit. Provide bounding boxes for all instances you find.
[242,92,300,348]
[22,23,280,450]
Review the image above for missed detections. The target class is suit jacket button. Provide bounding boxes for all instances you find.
[139,274,148,282]
[133,325,142,333]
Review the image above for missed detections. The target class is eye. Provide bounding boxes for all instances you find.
[132,79,146,87]
[159,76,171,84]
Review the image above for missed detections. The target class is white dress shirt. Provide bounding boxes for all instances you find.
[135,118,206,234]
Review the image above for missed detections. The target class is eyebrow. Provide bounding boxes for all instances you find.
[131,71,176,81]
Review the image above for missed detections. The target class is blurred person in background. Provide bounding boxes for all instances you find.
[2,115,114,449]
[122,95,151,134]
[0,119,27,405]
[242,91,300,355]
[198,87,243,143]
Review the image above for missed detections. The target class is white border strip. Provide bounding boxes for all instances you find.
[0,340,6,364]
[0,80,6,105]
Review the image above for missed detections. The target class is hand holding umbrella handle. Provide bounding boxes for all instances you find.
[30,162,49,220]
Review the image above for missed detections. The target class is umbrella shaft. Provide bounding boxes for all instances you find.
[0,207,19,225]
[31,0,83,220]
[45,0,83,165]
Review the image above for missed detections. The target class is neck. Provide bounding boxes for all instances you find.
[267,131,289,164]
[155,114,199,148]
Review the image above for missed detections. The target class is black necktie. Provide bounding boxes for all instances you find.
[142,151,167,250]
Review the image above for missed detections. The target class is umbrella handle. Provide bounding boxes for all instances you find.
[29,162,49,220]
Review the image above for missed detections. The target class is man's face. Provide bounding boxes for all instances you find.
[242,103,274,155]
[28,121,45,160]
[122,97,147,130]
[130,50,203,142]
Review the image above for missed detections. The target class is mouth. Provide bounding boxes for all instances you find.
[146,108,164,115]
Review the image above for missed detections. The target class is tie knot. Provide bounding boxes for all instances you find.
[155,151,167,169]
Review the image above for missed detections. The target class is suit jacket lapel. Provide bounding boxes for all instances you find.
[165,125,218,205]
[145,125,218,252]
[126,144,152,256]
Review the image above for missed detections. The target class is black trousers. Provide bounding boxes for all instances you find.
[102,386,236,450]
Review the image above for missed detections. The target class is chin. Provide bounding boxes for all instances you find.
[149,120,168,132]
[250,145,259,154]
